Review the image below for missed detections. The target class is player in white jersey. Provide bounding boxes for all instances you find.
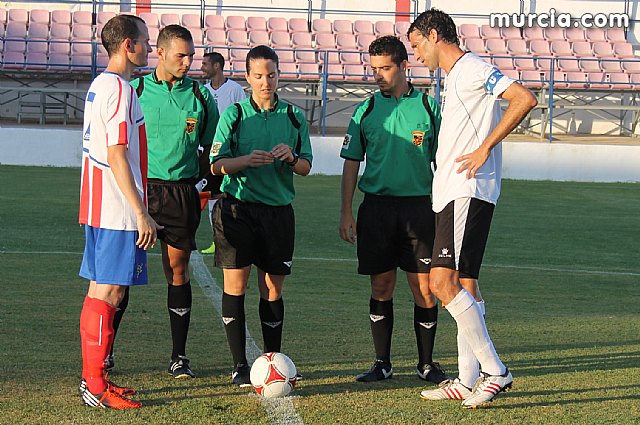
[77,14,160,410]
[408,9,537,408]
[198,51,247,254]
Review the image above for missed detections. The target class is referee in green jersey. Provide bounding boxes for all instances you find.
[340,36,448,384]
[209,45,313,386]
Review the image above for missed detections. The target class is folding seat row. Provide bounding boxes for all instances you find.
[460,23,627,44]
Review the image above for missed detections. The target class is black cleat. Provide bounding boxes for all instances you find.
[417,362,450,384]
[168,355,195,379]
[356,359,393,382]
[104,354,115,372]
[232,364,251,387]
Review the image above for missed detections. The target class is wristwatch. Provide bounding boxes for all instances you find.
[286,155,299,166]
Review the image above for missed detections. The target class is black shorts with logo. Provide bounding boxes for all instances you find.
[147,179,201,251]
[431,197,495,279]
[198,172,224,195]
[213,194,295,275]
[356,194,435,275]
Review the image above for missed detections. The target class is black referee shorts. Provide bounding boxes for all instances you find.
[212,194,295,275]
[356,194,435,275]
[147,179,201,251]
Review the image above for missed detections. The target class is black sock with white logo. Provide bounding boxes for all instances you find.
[370,298,393,362]
[222,292,247,366]
[110,286,129,357]
[414,304,438,366]
[167,282,192,360]
[259,297,285,353]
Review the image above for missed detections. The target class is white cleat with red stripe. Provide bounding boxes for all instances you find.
[420,378,473,401]
[461,369,513,409]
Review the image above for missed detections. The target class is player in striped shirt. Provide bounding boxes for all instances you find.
[77,14,160,410]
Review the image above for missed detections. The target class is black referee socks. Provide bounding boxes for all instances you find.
[370,298,394,362]
[110,286,130,357]
[222,292,247,366]
[259,298,285,353]
[168,282,192,360]
[414,304,438,366]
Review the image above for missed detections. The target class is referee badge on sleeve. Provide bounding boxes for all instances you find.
[211,142,222,156]
[342,134,352,150]
[412,131,425,147]
[185,118,198,134]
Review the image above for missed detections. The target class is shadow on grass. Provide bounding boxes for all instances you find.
[508,350,640,377]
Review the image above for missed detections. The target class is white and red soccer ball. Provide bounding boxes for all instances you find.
[250,352,297,398]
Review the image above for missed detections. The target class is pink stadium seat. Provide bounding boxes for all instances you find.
[613,42,635,59]
[49,39,70,55]
[267,17,287,33]
[523,26,544,41]
[190,58,203,76]
[631,74,640,89]
[191,28,203,43]
[608,72,631,89]
[51,10,71,26]
[318,50,340,64]
[529,40,551,56]
[295,49,316,64]
[149,27,159,43]
[279,62,298,79]
[550,40,572,57]
[557,58,581,72]
[289,18,309,33]
[592,41,614,58]
[247,16,267,32]
[606,28,626,44]
[572,41,593,57]
[2,51,25,69]
[500,26,522,39]
[564,27,585,42]
[579,59,601,72]
[506,39,528,56]
[621,60,640,73]
[28,23,49,40]
[269,31,290,48]
[564,71,588,89]
[70,54,92,72]
[587,72,608,89]
[501,69,520,81]
[29,9,50,25]
[0,8,6,25]
[312,19,332,35]
[485,39,507,55]
[96,53,109,70]
[520,70,545,88]
[458,24,480,39]
[480,25,501,40]
[276,49,294,63]
[27,39,48,54]
[374,20,395,37]
[409,66,433,83]
[344,64,366,81]
[206,29,226,46]
[0,22,4,38]
[182,14,201,29]
[8,9,28,24]
[26,51,47,70]
[340,51,362,65]
[357,34,376,51]
[600,59,622,73]
[492,57,514,71]
[207,47,228,61]
[97,11,115,25]
[225,15,246,31]
[72,25,93,41]
[333,19,353,34]
[336,34,357,50]
[5,21,27,38]
[230,48,248,63]
[315,33,336,49]
[248,30,269,47]
[291,32,312,48]
[72,42,92,56]
[161,14,180,27]
[231,60,247,76]
[544,27,564,42]
[298,63,320,79]
[535,57,555,72]
[205,15,224,30]
[48,53,70,70]
[354,20,374,36]
[394,22,409,37]
[324,63,344,80]
[513,57,536,71]
[586,28,606,42]
[146,56,159,69]
[227,30,248,46]
[72,11,92,26]
[464,38,486,54]
[361,52,370,65]
[5,39,26,53]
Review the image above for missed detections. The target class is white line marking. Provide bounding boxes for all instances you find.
[1,250,639,277]
[190,253,304,425]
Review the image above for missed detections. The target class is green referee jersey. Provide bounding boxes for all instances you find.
[209,95,313,206]
[340,85,440,197]
[131,71,220,181]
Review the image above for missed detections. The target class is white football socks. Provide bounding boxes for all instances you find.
[457,300,485,388]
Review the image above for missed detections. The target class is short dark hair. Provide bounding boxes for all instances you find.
[408,8,459,45]
[204,51,225,69]
[368,35,408,66]
[157,24,193,49]
[246,45,279,72]
[101,14,145,57]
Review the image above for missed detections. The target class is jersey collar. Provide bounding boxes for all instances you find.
[151,69,186,87]
[379,81,415,99]
[250,93,279,112]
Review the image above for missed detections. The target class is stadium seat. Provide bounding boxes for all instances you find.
[29,9,49,25]
[606,28,626,44]
[27,38,48,54]
[550,40,572,57]
[227,30,248,46]
[96,11,115,25]
[344,64,366,81]
[2,51,25,69]
[25,51,47,70]
[278,61,298,79]
[231,60,246,76]
[557,58,581,72]
[247,16,267,32]
[357,34,376,51]
[485,39,508,55]
[333,19,353,34]
[500,26,522,40]
[312,18,332,35]
[572,41,593,57]
[248,30,269,47]
[229,48,248,62]
[72,11,92,26]
[394,22,409,37]
[480,25,501,40]
[205,15,224,30]
[523,26,544,41]
[160,14,180,27]
[182,14,201,30]
[621,60,640,73]
[464,38,486,54]
[587,72,608,89]
[139,12,159,28]
[592,41,614,58]
[298,63,320,79]
[72,25,93,41]
[336,34,357,50]
[608,72,631,89]
[340,51,362,65]
[354,20,374,36]
[294,49,316,64]
[49,39,70,55]
[269,31,291,48]
[600,59,623,73]
[70,54,93,72]
[276,49,294,63]
[361,52,370,64]
[631,73,640,89]
[506,39,528,56]
[513,57,536,71]
[564,27,585,42]
[5,39,26,53]
[206,29,226,46]
[315,33,337,49]
[529,40,551,56]
[318,50,340,65]
[8,9,28,24]
[267,17,287,33]
[579,59,601,73]
[535,57,555,72]
[492,57,514,71]
[291,32,312,48]
[501,69,520,81]
[51,10,71,26]
[48,52,69,70]
[191,28,203,44]
[613,42,635,59]
[323,63,344,80]
[149,27,159,44]
[5,21,27,38]
[543,27,564,42]
[374,20,395,37]
[520,70,545,88]
[27,23,49,40]
[0,23,4,40]
[586,27,606,43]
[409,66,433,83]
[289,18,309,33]
[0,8,6,25]
[458,24,480,39]
[210,47,229,61]
[564,71,588,89]
[190,58,203,76]
[225,15,246,31]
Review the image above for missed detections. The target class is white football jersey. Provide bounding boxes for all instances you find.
[205,78,246,116]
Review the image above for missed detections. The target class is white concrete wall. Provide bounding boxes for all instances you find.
[1,127,638,182]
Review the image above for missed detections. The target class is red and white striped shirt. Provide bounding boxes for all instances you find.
[79,72,148,230]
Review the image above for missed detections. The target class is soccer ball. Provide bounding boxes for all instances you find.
[250,352,297,398]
